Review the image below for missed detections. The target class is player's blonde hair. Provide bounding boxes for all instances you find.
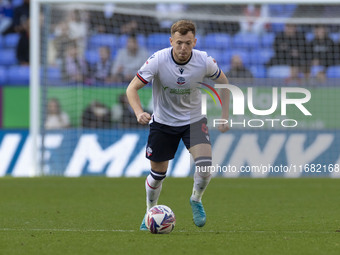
[171,20,196,36]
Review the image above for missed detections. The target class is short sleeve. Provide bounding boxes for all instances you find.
[136,53,158,84]
[206,55,221,80]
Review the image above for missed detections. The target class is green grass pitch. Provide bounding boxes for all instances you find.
[0,177,340,255]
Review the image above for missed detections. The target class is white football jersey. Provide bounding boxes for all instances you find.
[137,47,221,126]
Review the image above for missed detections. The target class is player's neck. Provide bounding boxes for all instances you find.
[171,49,192,65]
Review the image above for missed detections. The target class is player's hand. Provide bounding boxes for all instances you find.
[218,122,229,133]
[137,112,151,125]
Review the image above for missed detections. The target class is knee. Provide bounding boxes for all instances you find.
[195,156,212,178]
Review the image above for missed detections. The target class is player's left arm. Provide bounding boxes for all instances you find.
[214,71,230,133]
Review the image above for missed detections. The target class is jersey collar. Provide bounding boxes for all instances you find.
[171,48,193,66]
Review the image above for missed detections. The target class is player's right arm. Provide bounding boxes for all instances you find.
[126,76,151,125]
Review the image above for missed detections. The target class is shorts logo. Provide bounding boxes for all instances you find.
[146,146,153,157]
[177,77,186,85]
[201,123,208,134]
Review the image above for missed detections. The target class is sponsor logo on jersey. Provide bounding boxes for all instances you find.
[177,77,186,85]
[179,67,184,74]
[170,88,191,95]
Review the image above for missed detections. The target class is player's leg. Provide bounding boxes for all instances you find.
[189,143,212,227]
[145,160,168,211]
[189,143,212,203]
[140,120,181,230]
[140,160,168,231]
[183,118,212,227]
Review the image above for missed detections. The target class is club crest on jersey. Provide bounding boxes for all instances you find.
[177,77,186,85]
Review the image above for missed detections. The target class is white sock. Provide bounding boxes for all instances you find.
[191,157,212,202]
[145,169,166,210]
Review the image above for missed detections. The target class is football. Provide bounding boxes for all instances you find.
[145,205,176,234]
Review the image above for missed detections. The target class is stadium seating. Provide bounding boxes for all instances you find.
[250,65,267,78]
[204,33,230,50]
[249,48,274,65]
[310,65,325,77]
[88,34,118,50]
[203,49,227,65]
[305,32,314,42]
[147,33,171,50]
[12,0,24,7]
[261,33,275,48]
[268,4,297,17]
[326,65,340,78]
[0,49,17,65]
[4,33,20,48]
[267,65,291,78]
[0,66,7,84]
[232,33,260,49]
[46,67,62,81]
[225,49,251,67]
[330,33,340,43]
[85,49,99,65]
[1,29,339,85]
[305,32,339,43]
[267,4,297,32]
[7,65,30,84]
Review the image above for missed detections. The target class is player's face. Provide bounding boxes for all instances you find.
[170,31,196,63]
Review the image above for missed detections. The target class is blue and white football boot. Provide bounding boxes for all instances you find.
[190,198,206,227]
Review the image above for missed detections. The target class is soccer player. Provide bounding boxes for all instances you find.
[126,20,230,229]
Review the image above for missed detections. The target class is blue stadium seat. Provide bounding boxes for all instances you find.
[305,32,339,43]
[270,23,285,33]
[0,66,8,84]
[250,65,267,78]
[7,65,30,84]
[4,33,20,48]
[204,33,230,50]
[310,65,325,77]
[232,33,260,49]
[0,49,17,65]
[330,33,340,43]
[261,33,275,48]
[47,67,62,81]
[305,32,314,42]
[249,48,274,65]
[327,65,340,78]
[88,34,117,49]
[0,35,3,48]
[267,65,291,78]
[12,0,23,7]
[85,49,99,65]
[147,33,170,49]
[268,4,297,17]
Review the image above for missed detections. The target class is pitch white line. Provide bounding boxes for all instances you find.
[0,228,336,234]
